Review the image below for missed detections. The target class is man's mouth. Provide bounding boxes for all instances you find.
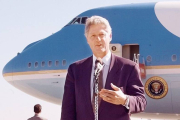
[96,44,102,47]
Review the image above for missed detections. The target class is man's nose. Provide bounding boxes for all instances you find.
[97,36,101,41]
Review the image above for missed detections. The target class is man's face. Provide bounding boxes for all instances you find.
[86,24,112,58]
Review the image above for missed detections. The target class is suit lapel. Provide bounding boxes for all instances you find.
[99,54,121,114]
[105,54,118,89]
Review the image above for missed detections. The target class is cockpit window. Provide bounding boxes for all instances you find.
[81,17,88,24]
[73,18,81,24]
[66,17,88,26]
[69,18,77,24]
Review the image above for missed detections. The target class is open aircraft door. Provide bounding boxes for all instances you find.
[122,44,146,79]
[109,44,146,79]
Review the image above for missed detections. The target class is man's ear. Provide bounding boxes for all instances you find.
[110,33,112,41]
[85,34,89,44]
[86,38,90,45]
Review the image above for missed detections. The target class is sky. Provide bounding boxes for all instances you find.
[0,0,177,120]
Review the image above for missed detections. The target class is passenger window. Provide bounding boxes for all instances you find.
[146,55,152,62]
[42,61,45,67]
[35,62,38,68]
[55,60,59,66]
[28,63,31,68]
[62,60,66,66]
[48,61,52,67]
[172,54,177,61]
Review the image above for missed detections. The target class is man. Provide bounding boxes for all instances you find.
[61,16,147,120]
[28,104,47,120]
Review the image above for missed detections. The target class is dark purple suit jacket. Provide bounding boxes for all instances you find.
[61,54,147,120]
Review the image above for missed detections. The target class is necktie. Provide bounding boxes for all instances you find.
[92,60,104,112]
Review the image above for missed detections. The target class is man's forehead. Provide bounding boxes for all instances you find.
[89,23,106,29]
[88,24,108,33]
[89,29,108,34]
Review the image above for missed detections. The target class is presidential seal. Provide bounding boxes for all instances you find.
[145,76,168,99]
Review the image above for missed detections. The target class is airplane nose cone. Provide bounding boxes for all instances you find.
[2,59,14,82]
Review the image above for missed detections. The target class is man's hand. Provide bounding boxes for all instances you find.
[99,83,127,105]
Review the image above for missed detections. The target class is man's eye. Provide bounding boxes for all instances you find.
[100,34,105,37]
[91,35,96,38]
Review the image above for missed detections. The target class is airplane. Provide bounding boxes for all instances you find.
[2,1,180,119]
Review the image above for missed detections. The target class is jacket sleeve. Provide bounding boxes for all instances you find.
[126,64,147,114]
[61,64,77,120]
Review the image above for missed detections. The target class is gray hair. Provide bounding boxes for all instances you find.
[85,16,112,37]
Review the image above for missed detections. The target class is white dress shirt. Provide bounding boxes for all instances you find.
[90,51,111,101]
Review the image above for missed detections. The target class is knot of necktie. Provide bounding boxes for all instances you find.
[94,59,104,78]
[95,59,104,67]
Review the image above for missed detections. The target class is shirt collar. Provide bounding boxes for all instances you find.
[34,113,40,117]
[93,51,111,67]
